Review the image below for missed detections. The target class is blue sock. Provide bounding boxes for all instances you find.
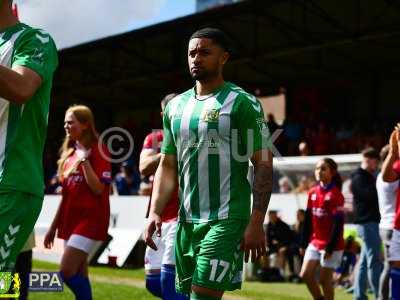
[391,267,400,300]
[146,273,162,298]
[61,273,92,300]
[161,264,189,300]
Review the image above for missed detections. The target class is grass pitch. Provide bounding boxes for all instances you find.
[28,260,353,300]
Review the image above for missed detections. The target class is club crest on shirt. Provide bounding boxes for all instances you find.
[312,207,327,218]
[201,109,220,123]
[311,193,317,201]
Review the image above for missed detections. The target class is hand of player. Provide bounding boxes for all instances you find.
[44,227,56,249]
[144,213,162,251]
[240,220,267,263]
[299,248,305,257]
[75,143,91,160]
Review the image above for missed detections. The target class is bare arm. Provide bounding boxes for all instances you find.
[81,160,105,196]
[49,197,63,232]
[382,130,400,182]
[241,149,273,262]
[250,149,273,222]
[139,148,161,177]
[0,65,42,104]
[149,154,178,216]
[44,195,64,248]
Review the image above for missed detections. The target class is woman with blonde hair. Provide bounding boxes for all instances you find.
[44,105,111,300]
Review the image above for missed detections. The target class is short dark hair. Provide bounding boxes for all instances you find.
[362,147,380,160]
[190,27,231,52]
[161,93,178,111]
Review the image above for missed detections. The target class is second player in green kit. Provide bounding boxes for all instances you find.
[0,0,58,271]
[145,28,273,300]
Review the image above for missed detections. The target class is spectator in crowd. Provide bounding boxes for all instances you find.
[312,123,333,155]
[300,158,345,300]
[351,147,383,300]
[299,141,310,156]
[293,209,305,254]
[294,176,314,194]
[115,160,141,195]
[381,126,400,300]
[266,210,296,279]
[377,145,399,300]
[293,209,306,238]
[44,105,111,300]
[279,176,292,193]
[291,209,306,277]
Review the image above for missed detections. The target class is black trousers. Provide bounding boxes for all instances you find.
[15,250,32,300]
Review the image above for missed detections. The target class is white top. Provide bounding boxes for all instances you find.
[377,172,399,230]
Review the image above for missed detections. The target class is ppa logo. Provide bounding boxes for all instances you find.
[29,272,63,292]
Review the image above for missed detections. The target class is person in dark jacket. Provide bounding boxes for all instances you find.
[266,210,295,278]
[351,147,383,300]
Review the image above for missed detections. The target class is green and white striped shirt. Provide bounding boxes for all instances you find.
[0,23,58,197]
[162,82,269,223]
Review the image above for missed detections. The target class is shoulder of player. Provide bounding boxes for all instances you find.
[227,84,261,110]
[143,130,163,148]
[144,129,162,140]
[163,91,187,112]
[163,91,191,119]
[16,24,55,46]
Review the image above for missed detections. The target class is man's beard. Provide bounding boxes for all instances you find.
[190,70,208,81]
[190,69,217,81]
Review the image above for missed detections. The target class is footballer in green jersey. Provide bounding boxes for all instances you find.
[145,28,273,300]
[0,0,58,271]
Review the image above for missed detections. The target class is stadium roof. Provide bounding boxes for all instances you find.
[53,0,400,109]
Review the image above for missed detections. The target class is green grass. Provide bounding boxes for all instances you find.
[28,260,353,300]
[230,281,353,300]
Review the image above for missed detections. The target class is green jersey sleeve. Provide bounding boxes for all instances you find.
[12,28,58,82]
[161,104,177,154]
[237,93,270,155]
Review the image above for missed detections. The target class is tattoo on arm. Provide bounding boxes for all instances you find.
[252,163,273,213]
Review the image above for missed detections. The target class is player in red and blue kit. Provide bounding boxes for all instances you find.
[140,94,187,300]
[300,158,345,300]
[381,127,400,300]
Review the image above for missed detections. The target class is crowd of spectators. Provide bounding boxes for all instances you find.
[269,113,391,157]
[256,141,399,300]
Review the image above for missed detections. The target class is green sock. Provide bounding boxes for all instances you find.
[190,291,221,300]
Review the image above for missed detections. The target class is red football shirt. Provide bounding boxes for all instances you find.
[57,143,111,241]
[142,130,179,222]
[307,184,345,250]
[392,160,400,230]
